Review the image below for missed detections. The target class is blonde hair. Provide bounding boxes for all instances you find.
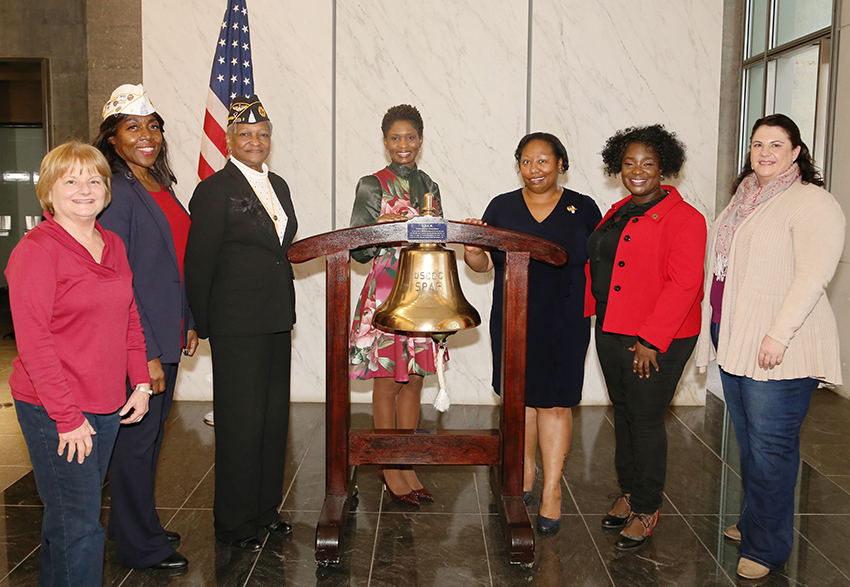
[37,142,112,214]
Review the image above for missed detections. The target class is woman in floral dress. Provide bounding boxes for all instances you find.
[349,104,443,505]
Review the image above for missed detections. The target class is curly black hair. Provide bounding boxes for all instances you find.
[93,112,177,190]
[600,124,686,177]
[731,113,823,193]
[381,104,424,138]
[514,132,569,172]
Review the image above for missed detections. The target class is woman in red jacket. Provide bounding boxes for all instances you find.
[587,125,705,550]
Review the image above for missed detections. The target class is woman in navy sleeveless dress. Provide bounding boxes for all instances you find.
[464,133,600,534]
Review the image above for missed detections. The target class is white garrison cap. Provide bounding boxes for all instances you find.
[102,84,157,119]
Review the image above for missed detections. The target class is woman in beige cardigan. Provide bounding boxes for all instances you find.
[696,114,844,580]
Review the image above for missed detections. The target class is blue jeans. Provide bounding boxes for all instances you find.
[15,400,121,587]
[719,370,817,569]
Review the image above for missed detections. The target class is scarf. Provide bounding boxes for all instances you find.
[713,163,800,280]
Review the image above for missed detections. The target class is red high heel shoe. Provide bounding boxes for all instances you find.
[378,470,420,505]
[412,487,434,503]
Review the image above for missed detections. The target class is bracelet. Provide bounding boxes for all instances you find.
[135,385,153,396]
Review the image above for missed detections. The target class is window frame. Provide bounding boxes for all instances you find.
[738,0,840,187]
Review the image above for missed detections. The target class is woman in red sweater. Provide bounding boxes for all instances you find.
[6,142,152,587]
[587,125,705,550]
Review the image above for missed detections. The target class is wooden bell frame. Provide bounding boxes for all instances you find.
[287,220,567,567]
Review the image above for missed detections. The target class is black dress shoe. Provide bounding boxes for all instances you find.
[149,551,188,569]
[601,513,629,529]
[226,536,263,551]
[615,533,648,550]
[602,494,631,529]
[615,511,658,551]
[164,530,181,544]
[523,491,534,506]
[265,519,293,535]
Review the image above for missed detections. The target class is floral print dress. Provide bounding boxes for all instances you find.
[349,165,444,381]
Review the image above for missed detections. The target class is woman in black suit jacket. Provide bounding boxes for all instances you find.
[94,85,196,570]
[185,96,298,551]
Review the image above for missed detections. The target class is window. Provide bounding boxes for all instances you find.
[739,0,834,171]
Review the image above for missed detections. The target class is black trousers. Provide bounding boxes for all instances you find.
[209,331,291,542]
[595,327,697,514]
[107,363,179,568]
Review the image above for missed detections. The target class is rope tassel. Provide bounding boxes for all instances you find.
[433,340,450,412]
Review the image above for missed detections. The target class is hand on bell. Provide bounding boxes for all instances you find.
[462,218,487,254]
[377,213,408,223]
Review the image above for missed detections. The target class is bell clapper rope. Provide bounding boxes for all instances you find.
[432,333,450,413]
[372,191,481,413]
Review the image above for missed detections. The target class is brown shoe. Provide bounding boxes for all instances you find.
[724,524,741,542]
[737,557,769,579]
[601,493,631,529]
[615,511,658,550]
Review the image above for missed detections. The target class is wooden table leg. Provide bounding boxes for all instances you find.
[490,466,535,565]
[495,251,534,564]
[315,468,358,566]
[315,252,352,565]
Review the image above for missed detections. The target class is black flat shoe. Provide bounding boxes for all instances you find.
[149,551,188,569]
[225,536,263,552]
[615,533,648,550]
[536,514,560,535]
[164,530,181,544]
[266,519,293,535]
[601,513,629,529]
[602,493,631,529]
[615,511,658,551]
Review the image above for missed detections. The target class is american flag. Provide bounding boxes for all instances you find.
[198,0,255,181]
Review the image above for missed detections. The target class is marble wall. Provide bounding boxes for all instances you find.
[141,0,723,405]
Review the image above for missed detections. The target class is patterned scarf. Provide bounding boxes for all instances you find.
[713,163,800,280]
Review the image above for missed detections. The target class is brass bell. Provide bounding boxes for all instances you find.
[372,195,481,340]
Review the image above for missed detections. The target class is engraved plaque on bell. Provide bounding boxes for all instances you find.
[372,192,480,336]
[406,215,448,242]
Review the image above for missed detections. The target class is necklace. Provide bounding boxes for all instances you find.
[248,178,279,232]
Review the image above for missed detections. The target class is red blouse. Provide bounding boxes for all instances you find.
[149,187,191,277]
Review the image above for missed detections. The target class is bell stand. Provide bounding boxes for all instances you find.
[286,220,567,567]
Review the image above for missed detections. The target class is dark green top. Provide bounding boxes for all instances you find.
[349,161,443,263]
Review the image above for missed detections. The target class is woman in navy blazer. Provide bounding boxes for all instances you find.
[94,85,196,570]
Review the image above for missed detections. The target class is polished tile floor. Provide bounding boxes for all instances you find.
[1,312,850,585]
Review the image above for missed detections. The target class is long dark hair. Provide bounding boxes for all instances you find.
[93,112,177,190]
[732,113,823,193]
